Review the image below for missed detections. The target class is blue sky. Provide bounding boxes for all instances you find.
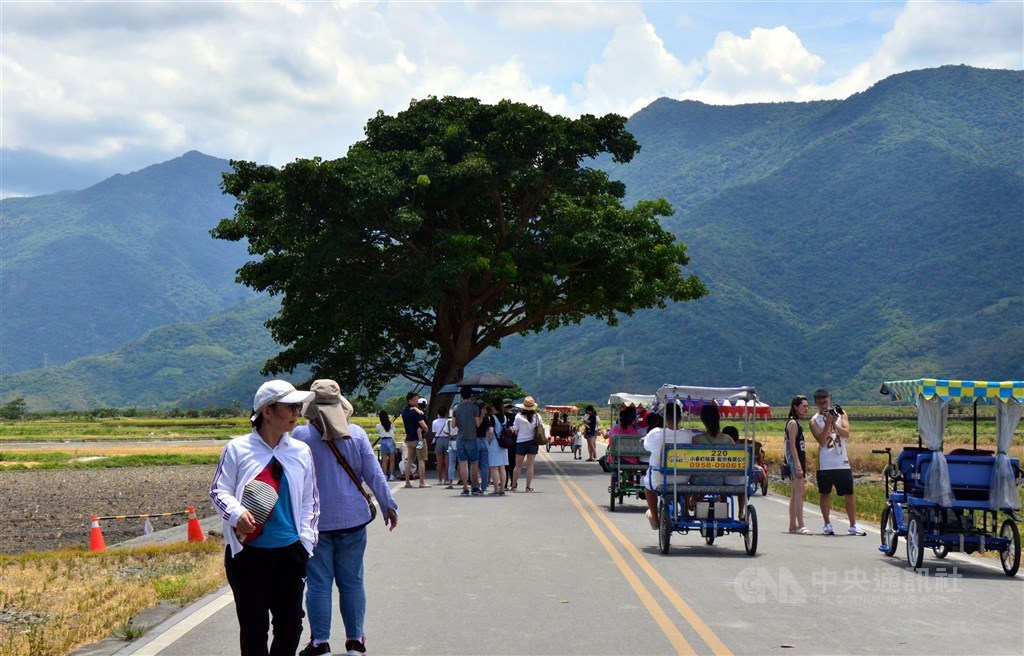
[1,1,1021,197]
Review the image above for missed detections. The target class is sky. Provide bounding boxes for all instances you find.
[1,0,1021,197]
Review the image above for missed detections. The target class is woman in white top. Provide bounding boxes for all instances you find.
[510,395,542,492]
[375,410,397,481]
[431,406,453,487]
[642,402,694,529]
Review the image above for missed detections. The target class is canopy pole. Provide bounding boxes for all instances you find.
[973,398,978,451]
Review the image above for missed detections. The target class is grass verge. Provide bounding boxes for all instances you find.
[0,539,225,656]
[0,451,221,470]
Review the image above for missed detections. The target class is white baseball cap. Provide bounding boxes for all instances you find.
[251,380,314,421]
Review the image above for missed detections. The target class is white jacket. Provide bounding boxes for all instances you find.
[210,430,319,557]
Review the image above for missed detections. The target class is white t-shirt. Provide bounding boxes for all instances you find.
[643,427,695,470]
[375,423,395,440]
[513,413,542,443]
[811,412,850,470]
[431,417,451,438]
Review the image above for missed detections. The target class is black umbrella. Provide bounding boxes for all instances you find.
[438,383,488,395]
[456,372,515,388]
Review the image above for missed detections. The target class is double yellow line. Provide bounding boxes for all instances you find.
[547,455,733,656]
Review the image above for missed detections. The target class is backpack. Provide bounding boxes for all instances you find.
[496,417,515,449]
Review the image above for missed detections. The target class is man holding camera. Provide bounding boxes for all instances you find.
[810,388,866,536]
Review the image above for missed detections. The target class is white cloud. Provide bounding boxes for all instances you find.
[1,1,1021,196]
[815,1,1024,100]
[465,0,642,30]
[686,26,825,104]
[581,21,701,116]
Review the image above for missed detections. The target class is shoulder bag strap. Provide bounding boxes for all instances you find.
[316,419,374,509]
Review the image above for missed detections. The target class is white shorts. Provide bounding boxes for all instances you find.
[645,469,690,491]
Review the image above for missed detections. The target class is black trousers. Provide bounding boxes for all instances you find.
[224,542,308,656]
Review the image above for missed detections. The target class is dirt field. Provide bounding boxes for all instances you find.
[0,465,218,554]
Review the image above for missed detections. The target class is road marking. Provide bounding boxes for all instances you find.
[554,469,697,655]
[567,478,734,655]
[123,587,234,655]
[542,450,734,655]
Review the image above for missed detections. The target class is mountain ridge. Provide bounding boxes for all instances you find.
[1,65,1020,409]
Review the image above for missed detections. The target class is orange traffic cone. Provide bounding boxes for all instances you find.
[186,506,205,543]
[89,515,106,552]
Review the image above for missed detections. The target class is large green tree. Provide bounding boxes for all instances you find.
[212,96,706,398]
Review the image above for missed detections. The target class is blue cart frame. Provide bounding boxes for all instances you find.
[876,379,1022,576]
[652,384,762,555]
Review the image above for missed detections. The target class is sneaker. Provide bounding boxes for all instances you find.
[848,524,867,536]
[460,488,470,496]
[299,641,331,656]
[822,523,834,535]
[471,487,482,496]
[345,637,366,655]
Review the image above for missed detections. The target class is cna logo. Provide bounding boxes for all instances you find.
[734,567,808,603]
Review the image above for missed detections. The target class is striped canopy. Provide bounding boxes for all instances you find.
[880,379,1024,404]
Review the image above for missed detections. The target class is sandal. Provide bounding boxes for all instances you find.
[525,487,534,492]
[790,527,812,535]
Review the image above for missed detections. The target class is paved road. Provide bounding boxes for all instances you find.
[87,446,1023,656]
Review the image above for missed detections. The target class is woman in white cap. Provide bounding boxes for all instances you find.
[510,396,542,492]
[210,380,319,656]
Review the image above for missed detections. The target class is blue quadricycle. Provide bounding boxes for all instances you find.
[653,384,761,556]
[875,378,1022,576]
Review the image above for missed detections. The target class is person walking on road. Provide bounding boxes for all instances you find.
[431,406,453,487]
[375,410,397,481]
[487,399,509,495]
[451,386,482,495]
[293,380,398,656]
[475,400,491,492]
[511,396,542,492]
[210,379,318,656]
[785,395,811,535]
[400,392,431,488]
[583,405,600,461]
[809,388,866,536]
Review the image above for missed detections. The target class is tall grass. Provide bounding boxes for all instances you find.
[0,541,225,656]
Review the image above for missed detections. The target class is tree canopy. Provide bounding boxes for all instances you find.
[212,96,706,397]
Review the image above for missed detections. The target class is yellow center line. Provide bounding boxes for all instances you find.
[553,466,696,655]
[544,450,733,656]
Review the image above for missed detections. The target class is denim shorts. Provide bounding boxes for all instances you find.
[456,439,480,463]
[378,438,397,455]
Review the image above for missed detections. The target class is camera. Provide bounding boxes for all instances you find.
[828,405,844,418]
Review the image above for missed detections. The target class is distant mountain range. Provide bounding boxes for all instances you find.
[1,65,1021,411]
[0,151,251,375]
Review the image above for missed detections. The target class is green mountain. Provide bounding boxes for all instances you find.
[0,151,252,375]
[1,66,1020,410]
[470,65,1024,405]
[0,296,283,411]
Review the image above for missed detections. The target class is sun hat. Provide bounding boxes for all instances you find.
[251,380,314,421]
[516,396,538,411]
[302,379,354,441]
